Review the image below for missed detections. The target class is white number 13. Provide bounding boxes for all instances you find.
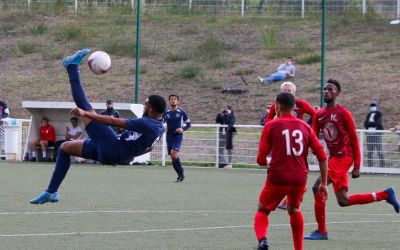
[282,129,304,156]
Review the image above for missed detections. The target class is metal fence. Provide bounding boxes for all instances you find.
[0,118,31,161]
[2,0,400,17]
[151,124,400,174]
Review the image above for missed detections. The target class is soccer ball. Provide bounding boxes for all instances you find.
[87,51,111,74]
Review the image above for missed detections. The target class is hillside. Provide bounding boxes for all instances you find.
[1,11,399,127]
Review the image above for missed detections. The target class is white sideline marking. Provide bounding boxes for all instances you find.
[0,220,399,238]
[0,209,399,217]
[0,210,397,217]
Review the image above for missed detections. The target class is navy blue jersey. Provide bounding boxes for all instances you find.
[163,108,191,135]
[117,116,164,162]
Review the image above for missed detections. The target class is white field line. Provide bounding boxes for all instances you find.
[0,220,399,238]
[0,210,397,217]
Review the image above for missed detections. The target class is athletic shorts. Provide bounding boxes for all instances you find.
[328,156,354,192]
[167,134,183,155]
[82,120,119,165]
[258,182,307,211]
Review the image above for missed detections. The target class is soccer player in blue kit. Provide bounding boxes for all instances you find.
[30,49,166,204]
[163,95,191,182]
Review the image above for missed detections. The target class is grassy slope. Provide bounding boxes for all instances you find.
[1,11,399,127]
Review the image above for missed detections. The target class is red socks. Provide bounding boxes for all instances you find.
[290,211,304,250]
[314,193,327,234]
[254,211,269,240]
[349,191,389,205]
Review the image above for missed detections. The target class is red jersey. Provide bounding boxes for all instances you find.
[40,124,55,142]
[265,98,316,123]
[312,105,361,168]
[257,114,327,186]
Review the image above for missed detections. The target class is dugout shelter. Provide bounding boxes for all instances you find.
[22,101,150,163]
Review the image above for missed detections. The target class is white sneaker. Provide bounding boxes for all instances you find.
[257,76,264,83]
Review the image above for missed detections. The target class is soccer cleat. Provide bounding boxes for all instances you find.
[30,191,59,204]
[257,238,269,250]
[30,157,36,162]
[304,230,328,240]
[62,48,91,68]
[385,187,400,213]
[174,178,182,183]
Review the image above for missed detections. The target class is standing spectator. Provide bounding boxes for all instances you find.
[259,104,271,126]
[0,99,10,119]
[216,105,236,168]
[163,94,191,182]
[257,57,295,84]
[389,122,400,152]
[364,100,385,167]
[54,117,84,162]
[100,99,121,134]
[30,116,56,162]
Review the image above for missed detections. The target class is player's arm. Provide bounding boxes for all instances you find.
[344,109,361,176]
[310,129,328,197]
[311,112,320,136]
[265,103,276,123]
[302,100,316,123]
[182,113,191,131]
[257,124,272,167]
[71,108,128,128]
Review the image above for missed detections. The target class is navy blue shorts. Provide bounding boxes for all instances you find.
[167,134,183,155]
[81,120,119,164]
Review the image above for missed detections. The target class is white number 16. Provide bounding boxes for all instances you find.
[282,129,304,156]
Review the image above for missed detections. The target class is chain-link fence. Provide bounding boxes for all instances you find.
[2,0,400,17]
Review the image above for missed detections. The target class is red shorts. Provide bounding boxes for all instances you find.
[328,156,354,192]
[258,183,307,211]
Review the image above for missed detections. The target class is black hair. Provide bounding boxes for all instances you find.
[148,95,166,114]
[41,116,49,122]
[70,117,78,122]
[326,78,341,92]
[276,92,295,111]
[168,94,179,101]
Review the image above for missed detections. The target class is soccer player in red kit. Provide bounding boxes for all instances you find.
[304,79,400,240]
[254,92,328,250]
[264,82,316,124]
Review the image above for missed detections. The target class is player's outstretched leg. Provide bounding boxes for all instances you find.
[62,49,93,111]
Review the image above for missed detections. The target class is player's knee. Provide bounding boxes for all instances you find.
[337,198,350,207]
[312,184,320,193]
[287,207,299,215]
[171,151,179,160]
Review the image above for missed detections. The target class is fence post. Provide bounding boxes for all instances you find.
[27,0,31,9]
[161,131,166,167]
[362,0,367,15]
[359,130,364,168]
[397,0,400,17]
[131,0,135,14]
[215,125,219,168]
[301,0,305,18]
[74,0,78,13]
[189,0,192,12]
[241,0,244,17]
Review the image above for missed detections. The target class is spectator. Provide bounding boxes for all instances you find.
[389,122,400,152]
[54,117,84,162]
[100,99,122,134]
[257,57,295,84]
[216,105,236,168]
[259,104,271,126]
[30,116,56,162]
[364,100,385,167]
[0,99,10,119]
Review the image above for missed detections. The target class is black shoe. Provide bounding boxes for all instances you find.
[30,157,36,162]
[180,175,185,182]
[41,157,47,162]
[257,238,269,250]
[174,178,181,182]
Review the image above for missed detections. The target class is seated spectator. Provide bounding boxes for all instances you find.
[54,117,84,162]
[257,57,295,84]
[30,116,55,162]
[0,99,10,119]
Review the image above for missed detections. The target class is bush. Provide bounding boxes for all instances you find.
[261,30,277,49]
[296,54,320,65]
[16,41,37,55]
[31,23,47,36]
[180,65,201,79]
[165,53,188,62]
[196,37,233,61]
[56,24,84,41]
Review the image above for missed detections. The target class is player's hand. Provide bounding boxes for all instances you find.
[71,108,85,117]
[175,128,184,134]
[351,168,360,179]
[319,184,328,199]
